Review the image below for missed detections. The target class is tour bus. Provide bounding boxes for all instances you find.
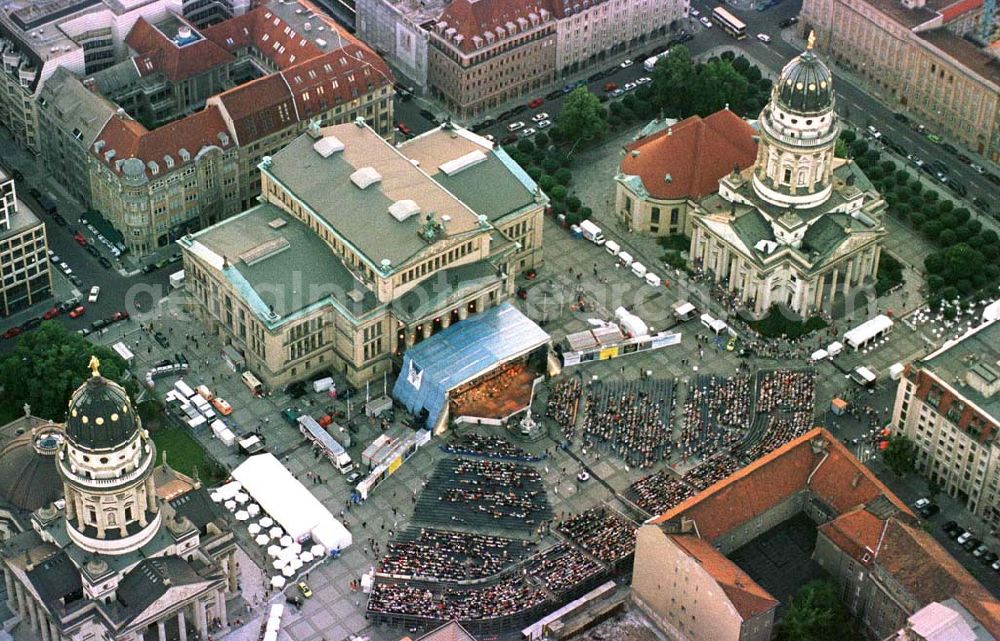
[712,6,747,39]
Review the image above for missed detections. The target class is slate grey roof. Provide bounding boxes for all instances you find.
[392,261,500,322]
[169,488,225,532]
[731,208,774,249]
[801,213,848,258]
[26,551,82,606]
[187,203,379,323]
[38,68,116,146]
[115,557,204,624]
[427,150,535,224]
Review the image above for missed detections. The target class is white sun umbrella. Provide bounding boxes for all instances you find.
[224,500,237,511]
[247,504,261,517]
[281,565,295,577]
[272,558,287,570]
[267,545,282,558]
[269,527,284,539]
[248,523,261,535]
[270,575,286,589]
[278,547,298,561]
[289,542,302,555]
[210,492,223,503]
[235,491,250,504]
[235,510,250,521]
[280,535,294,547]
[299,551,314,564]
[288,558,303,571]
[259,517,274,528]
[263,631,278,641]
[310,544,325,556]
[255,534,270,546]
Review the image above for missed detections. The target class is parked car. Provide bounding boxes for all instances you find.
[98,256,113,269]
[699,16,712,27]
[941,142,957,154]
[779,16,799,27]
[536,119,552,129]
[913,497,930,509]
[112,311,130,322]
[500,134,518,145]
[52,213,67,226]
[69,306,85,319]
[956,153,972,165]
[395,122,412,136]
[957,531,973,544]
[60,262,73,276]
[948,180,967,197]
[918,504,940,518]
[636,76,652,85]
[520,127,537,138]
[545,90,563,100]
[21,317,41,331]
[298,582,313,598]
[528,97,545,108]
[981,551,998,565]
[623,82,637,92]
[73,232,87,246]
[756,33,771,43]
[690,7,700,16]
[926,133,943,144]
[58,298,80,313]
[603,81,618,92]
[941,520,961,535]
[973,197,991,214]
[986,173,1000,186]
[88,286,100,303]
[91,319,109,331]
[962,537,982,552]
[620,59,634,68]
[972,543,990,557]
[2,326,22,340]
[42,306,61,320]
[418,109,438,123]
[506,121,525,132]
[971,163,985,174]
[892,112,909,123]
[532,112,549,122]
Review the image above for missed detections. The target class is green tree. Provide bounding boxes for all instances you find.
[776,580,854,641]
[566,196,582,212]
[555,167,573,186]
[839,129,857,144]
[883,434,916,476]
[550,184,568,201]
[542,157,561,175]
[0,322,133,421]
[538,174,556,192]
[578,206,593,220]
[557,87,607,149]
[533,132,549,148]
[651,46,695,115]
[834,138,849,159]
[517,138,535,155]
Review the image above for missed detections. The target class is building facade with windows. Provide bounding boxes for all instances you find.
[426,0,557,120]
[615,111,758,238]
[553,0,687,77]
[0,168,52,317]
[800,0,1000,162]
[0,360,238,641]
[890,313,1000,529]
[687,42,886,319]
[179,121,545,388]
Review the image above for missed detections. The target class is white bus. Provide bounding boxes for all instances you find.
[711,7,747,39]
[643,50,670,71]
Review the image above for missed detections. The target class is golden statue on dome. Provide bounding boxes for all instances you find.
[88,355,101,377]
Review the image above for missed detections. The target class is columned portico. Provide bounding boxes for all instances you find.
[178,609,187,641]
[157,619,167,641]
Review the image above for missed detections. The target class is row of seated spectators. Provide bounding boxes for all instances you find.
[558,507,637,563]
[376,529,534,581]
[368,577,547,621]
[526,543,604,595]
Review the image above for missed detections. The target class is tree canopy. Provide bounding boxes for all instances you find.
[776,579,855,641]
[882,433,916,477]
[556,87,607,145]
[0,322,133,422]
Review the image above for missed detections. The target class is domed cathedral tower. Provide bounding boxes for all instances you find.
[57,356,161,555]
[752,32,840,210]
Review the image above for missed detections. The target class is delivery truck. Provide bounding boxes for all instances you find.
[579,220,606,245]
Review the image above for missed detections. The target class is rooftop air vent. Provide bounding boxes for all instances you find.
[239,238,290,266]
[350,167,381,189]
[347,289,365,303]
[268,218,288,229]
[439,149,487,176]
[313,135,345,157]
[389,199,420,222]
[104,149,116,162]
[93,140,105,152]
[315,38,327,47]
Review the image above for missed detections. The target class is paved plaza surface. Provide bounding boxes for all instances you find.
[46,120,993,641]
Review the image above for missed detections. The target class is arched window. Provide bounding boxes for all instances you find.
[783,168,792,183]
[106,510,117,526]
[797,168,808,186]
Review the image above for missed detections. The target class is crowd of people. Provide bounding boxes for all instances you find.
[367,577,548,621]
[580,380,675,469]
[450,362,532,418]
[757,370,816,413]
[681,453,744,492]
[527,544,604,595]
[546,378,582,442]
[740,415,812,462]
[376,529,532,582]
[679,375,753,460]
[558,507,637,564]
[443,433,537,461]
[415,458,551,528]
[628,472,695,516]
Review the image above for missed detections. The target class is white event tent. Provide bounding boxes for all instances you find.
[231,453,352,551]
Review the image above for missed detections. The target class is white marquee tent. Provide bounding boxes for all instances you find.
[231,453,352,551]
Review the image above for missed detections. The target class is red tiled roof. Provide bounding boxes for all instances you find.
[877,519,1000,638]
[669,535,779,620]
[621,110,758,201]
[92,107,233,178]
[210,74,298,146]
[649,428,911,539]
[126,17,233,82]
[817,507,884,563]
[939,0,982,22]
[202,7,322,70]
[436,0,554,53]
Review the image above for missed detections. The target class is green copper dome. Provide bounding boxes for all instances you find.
[65,358,139,451]
[776,50,833,114]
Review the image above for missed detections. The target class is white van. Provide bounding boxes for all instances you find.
[617,251,634,268]
[579,220,605,245]
[631,262,647,278]
[604,240,621,256]
[645,273,661,287]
